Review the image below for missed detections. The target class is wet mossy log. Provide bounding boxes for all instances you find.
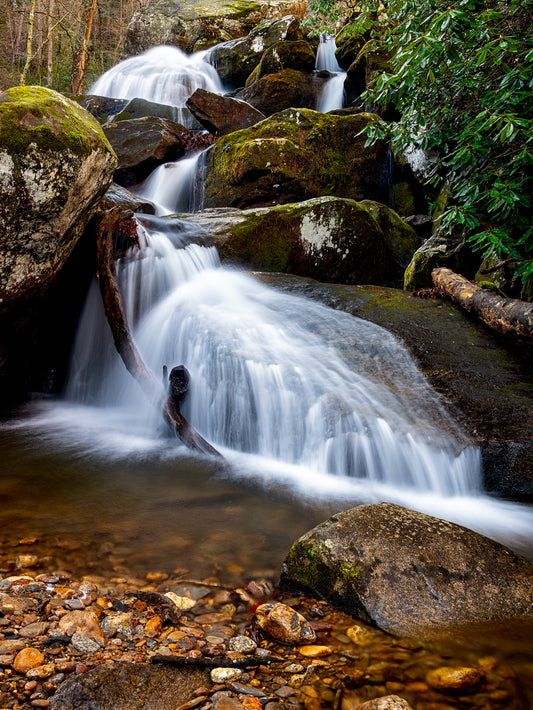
[95,206,221,457]
[432,267,533,339]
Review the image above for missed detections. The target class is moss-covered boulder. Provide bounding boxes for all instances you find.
[334,28,366,69]
[403,231,479,291]
[103,116,193,186]
[245,40,316,85]
[124,0,306,56]
[199,196,390,283]
[280,503,533,639]
[202,108,391,209]
[0,86,116,309]
[360,200,420,277]
[209,14,306,87]
[345,40,393,110]
[232,68,329,116]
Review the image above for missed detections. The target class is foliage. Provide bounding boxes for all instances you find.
[307,0,533,293]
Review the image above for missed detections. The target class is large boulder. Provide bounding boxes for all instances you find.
[0,86,116,309]
[280,502,533,639]
[102,116,193,186]
[245,39,316,84]
[202,108,391,209]
[186,88,265,135]
[232,68,329,116]
[345,40,394,111]
[170,197,392,283]
[209,14,306,87]
[403,230,479,291]
[124,0,306,56]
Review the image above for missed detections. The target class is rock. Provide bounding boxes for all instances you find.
[75,95,129,123]
[108,97,186,125]
[210,197,391,284]
[334,29,366,70]
[202,108,390,209]
[0,639,26,655]
[254,602,316,644]
[280,502,533,638]
[345,40,394,110]
[297,645,332,657]
[0,86,116,310]
[211,691,244,710]
[0,592,37,614]
[71,633,101,654]
[210,667,243,683]
[49,662,209,710]
[124,0,306,57]
[13,647,45,674]
[186,89,265,135]
[26,662,55,680]
[101,183,156,215]
[164,592,197,610]
[101,612,134,639]
[102,116,193,186]
[231,69,329,116]
[359,200,420,277]
[426,666,485,693]
[245,40,316,84]
[144,615,162,635]
[356,696,414,710]
[57,610,104,646]
[228,635,257,653]
[209,14,306,87]
[19,621,49,638]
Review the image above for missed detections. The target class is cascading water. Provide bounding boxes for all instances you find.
[6,38,532,563]
[89,46,224,127]
[315,35,346,112]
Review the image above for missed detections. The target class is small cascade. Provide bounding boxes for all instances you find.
[134,152,206,215]
[89,46,224,127]
[315,35,346,112]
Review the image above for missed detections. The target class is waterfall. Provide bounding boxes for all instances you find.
[89,46,224,127]
[315,35,346,112]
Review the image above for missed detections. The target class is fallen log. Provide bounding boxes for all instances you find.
[431,267,533,339]
[95,206,221,457]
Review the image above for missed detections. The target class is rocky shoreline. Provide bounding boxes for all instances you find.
[1,562,532,710]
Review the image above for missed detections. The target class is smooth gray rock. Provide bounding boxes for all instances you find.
[280,502,533,639]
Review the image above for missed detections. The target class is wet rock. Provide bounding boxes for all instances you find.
[103,116,193,186]
[49,662,209,710]
[209,14,306,87]
[13,647,45,673]
[231,69,329,116]
[210,667,243,683]
[0,639,26,655]
[228,635,257,653]
[426,666,485,693]
[186,89,265,135]
[345,40,394,112]
[211,691,244,710]
[101,612,134,639]
[280,502,533,638]
[124,0,306,56]
[0,592,37,614]
[19,621,50,638]
[202,108,390,209]
[297,645,332,657]
[71,632,101,654]
[0,86,116,310]
[246,40,316,84]
[254,602,316,644]
[101,182,156,215]
[26,663,56,680]
[164,592,197,610]
[356,696,414,710]
[57,610,104,645]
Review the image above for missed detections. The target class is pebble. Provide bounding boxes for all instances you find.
[58,609,104,645]
[210,667,243,683]
[228,635,257,654]
[356,696,414,710]
[26,663,55,680]
[71,632,102,654]
[13,647,45,673]
[297,645,332,658]
[254,602,316,644]
[165,592,196,610]
[19,622,50,638]
[426,666,485,693]
[0,639,26,655]
[101,612,134,639]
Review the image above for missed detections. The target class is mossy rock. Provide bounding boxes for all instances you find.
[334,30,366,69]
[245,39,316,85]
[202,107,390,209]
[403,230,479,291]
[280,502,533,639]
[359,200,420,276]
[0,86,116,309]
[233,68,329,115]
[209,14,306,87]
[345,40,394,109]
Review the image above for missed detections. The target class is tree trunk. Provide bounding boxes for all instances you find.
[95,207,222,457]
[19,0,37,85]
[70,0,98,94]
[47,0,55,85]
[432,267,533,339]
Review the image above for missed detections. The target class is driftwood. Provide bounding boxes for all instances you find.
[432,267,533,339]
[95,206,221,457]
[150,653,277,668]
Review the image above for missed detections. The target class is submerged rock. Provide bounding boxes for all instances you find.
[125,0,306,56]
[280,502,533,639]
[254,602,316,644]
[202,107,390,209]
[0,85,116,309]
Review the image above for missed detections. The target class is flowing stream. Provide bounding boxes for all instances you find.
[315,34,346,112]
[1,42,533,584]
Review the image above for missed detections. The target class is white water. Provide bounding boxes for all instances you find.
[10,38,533,559]
[89,46,224,126]
[315,35,346,112]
